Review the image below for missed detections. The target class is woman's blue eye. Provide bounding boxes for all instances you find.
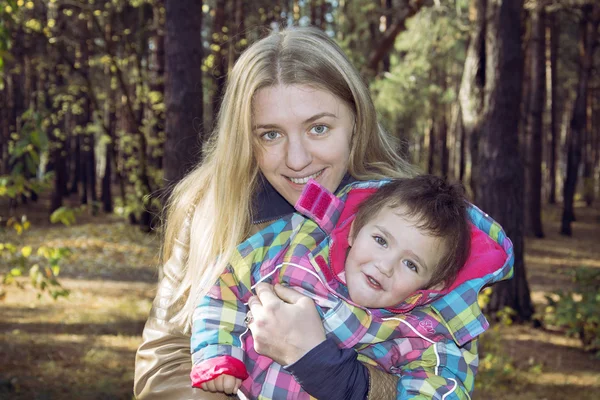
[262,131,281,141]
[403,260,418,273]
[310,125,329,135]
[373,235,387,247]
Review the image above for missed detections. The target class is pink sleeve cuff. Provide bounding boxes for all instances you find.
[191,356,249,387]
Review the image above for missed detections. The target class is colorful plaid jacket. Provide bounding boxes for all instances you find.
[191,180,514,399]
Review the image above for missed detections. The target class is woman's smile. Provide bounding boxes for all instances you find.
[285,169,324,185]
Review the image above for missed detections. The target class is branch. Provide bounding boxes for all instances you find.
[362,0,432,76]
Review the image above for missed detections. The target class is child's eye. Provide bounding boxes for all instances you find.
[373,235,387,247]
[309,124,329,135]
[403,259,418,273]
[261,131,282,141]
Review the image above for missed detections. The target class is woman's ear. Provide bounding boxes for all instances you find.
[348,220,356,246]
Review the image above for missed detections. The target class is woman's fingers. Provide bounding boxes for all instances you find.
[247,293,262,310]
[273,283,305,304]
[253,282,282,308]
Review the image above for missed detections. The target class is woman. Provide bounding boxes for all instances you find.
[134,27,413,399]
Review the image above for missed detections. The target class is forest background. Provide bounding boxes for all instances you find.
[0,0,599,399]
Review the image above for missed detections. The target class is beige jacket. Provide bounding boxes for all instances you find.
[134,216,398,400]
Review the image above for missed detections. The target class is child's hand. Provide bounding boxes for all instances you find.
[200,374,242,394]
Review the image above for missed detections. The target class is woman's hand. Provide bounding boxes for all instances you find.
[246,283,326,366]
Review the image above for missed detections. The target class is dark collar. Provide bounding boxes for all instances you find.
[252,173,356,224]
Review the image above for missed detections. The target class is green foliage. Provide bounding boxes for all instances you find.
[544,267,600,356]
[372,5,469,165]
[0,106,53,201]
[50,206,78,227]
[0,215,72,301]
[10,107,49,175]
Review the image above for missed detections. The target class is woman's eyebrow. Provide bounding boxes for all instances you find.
[254,123,280,130]
[255,112,338,130]
[304,112,338,124]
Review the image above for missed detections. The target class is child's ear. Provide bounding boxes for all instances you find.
[348,220,356,246]
[428,281,446,291]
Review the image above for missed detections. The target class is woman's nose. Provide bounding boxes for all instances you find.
[285,136,312,171]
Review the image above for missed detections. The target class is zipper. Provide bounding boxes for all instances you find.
[252,212,294,226]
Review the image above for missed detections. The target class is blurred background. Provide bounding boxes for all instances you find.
[0,0,599,399]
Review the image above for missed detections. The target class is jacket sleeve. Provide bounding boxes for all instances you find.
[133,216,231,400]
[190,262,252,386]
[395,339,477,400]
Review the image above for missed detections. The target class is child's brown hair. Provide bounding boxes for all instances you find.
[352,175,471,289]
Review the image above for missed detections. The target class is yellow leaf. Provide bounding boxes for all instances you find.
[21,246,32,258]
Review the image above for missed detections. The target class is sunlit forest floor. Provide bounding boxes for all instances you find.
[1,198,599,399]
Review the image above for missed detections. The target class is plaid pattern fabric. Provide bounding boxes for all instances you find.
[191,180,514,399]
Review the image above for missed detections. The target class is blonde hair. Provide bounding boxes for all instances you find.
[163,27,416,326]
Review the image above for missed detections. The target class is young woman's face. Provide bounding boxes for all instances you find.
[253,84,354,206]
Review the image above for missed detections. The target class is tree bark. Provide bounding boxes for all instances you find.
[560,4,600,236]
[459,0,487,201]
[478,0,534,322]
[427,122,436,174]
[525,2,545,238]
[582,89,594,206]
[164,0,204,192]
[211,0,227,127]
[547,11,559,204]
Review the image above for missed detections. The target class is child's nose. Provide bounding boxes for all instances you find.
[376,258,394,277]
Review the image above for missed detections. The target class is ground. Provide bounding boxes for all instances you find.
[0,201,599,399]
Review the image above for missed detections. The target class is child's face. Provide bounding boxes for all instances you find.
[345,206,446,308]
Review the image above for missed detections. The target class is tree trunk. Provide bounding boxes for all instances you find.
[525,2,545,238]
[101,93,116,213]
[150,1,166,171]
[459,0,487,201]
[49,70,67,213]
[229,0,246,71]
[164,0,204,191]
[560,4,600,236]
[582,89,594,206]
[427,121,436,175]
[382,0,393,73]
[211,0,227,128]
[0,76,11,175]
[547,11,559,204]
[478,0,534,322]
[439,70,449,178]
[70,129,81,195]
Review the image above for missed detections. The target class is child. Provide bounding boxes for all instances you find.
[190,176,511,399]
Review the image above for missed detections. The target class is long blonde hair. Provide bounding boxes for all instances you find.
[163,27,416,326]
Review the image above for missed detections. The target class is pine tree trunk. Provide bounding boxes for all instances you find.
[561,4,600,236]
[525,3,545,238]
[582,89,594,206]
[478,0,534,322]
[164,0,204,190]
[459,0,486,202]
[211,0,227,127]
[427,122,436,175]
[547,12,559,204]
[69,128,81,195]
